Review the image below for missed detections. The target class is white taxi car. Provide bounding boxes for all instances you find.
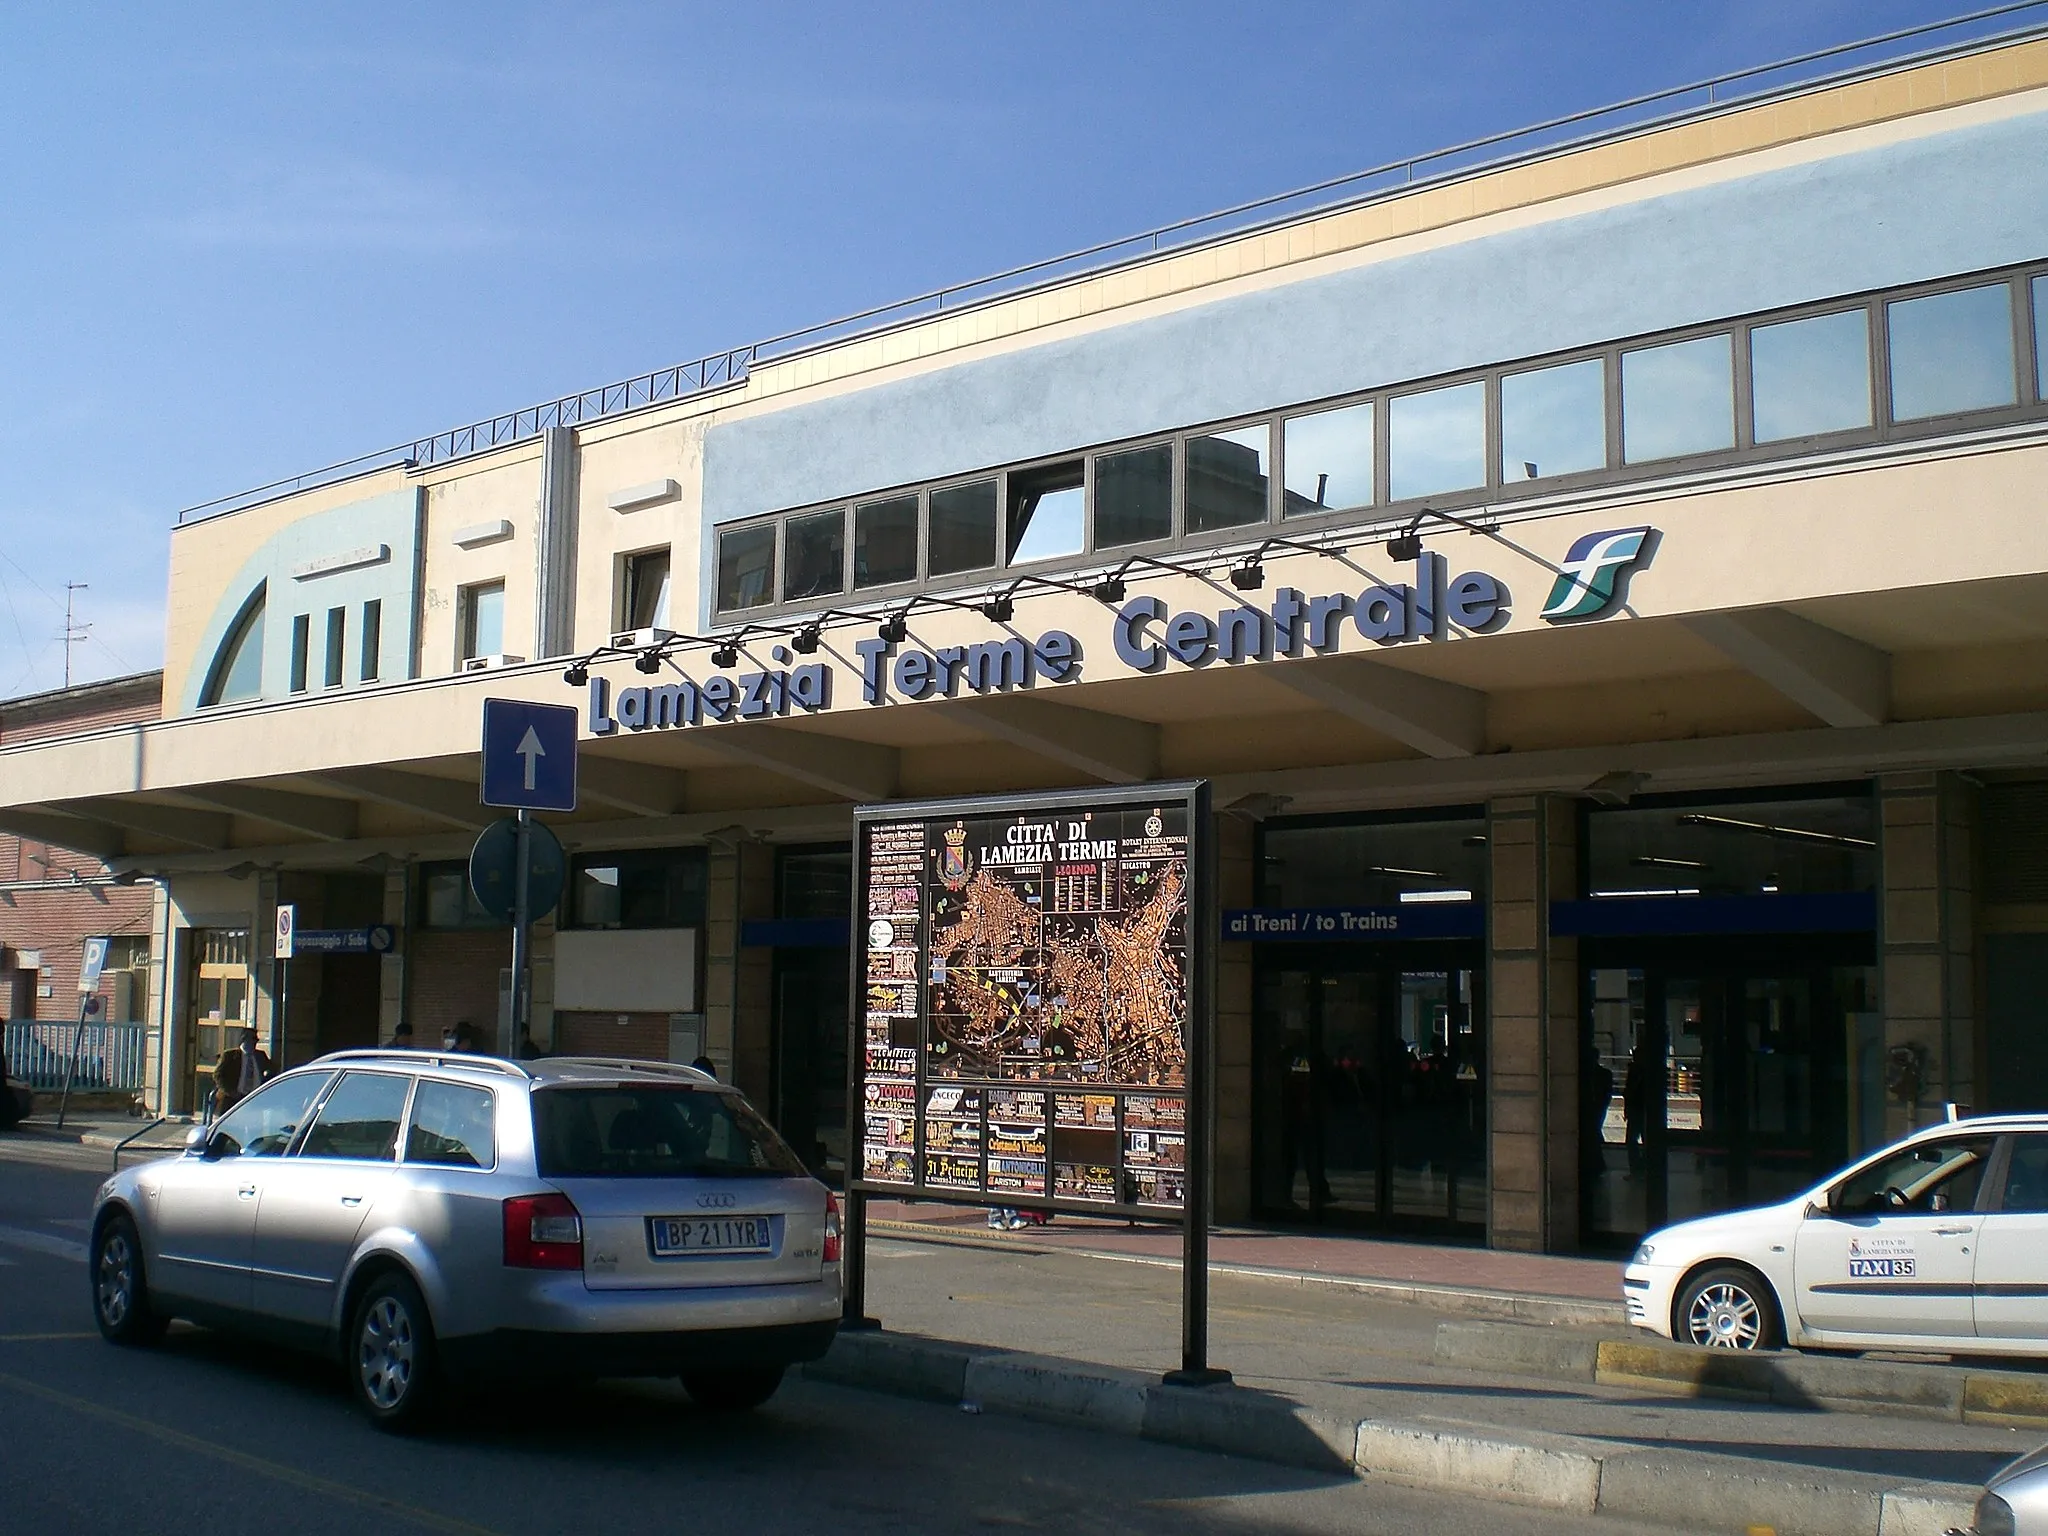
[1624,1113,2048,1356]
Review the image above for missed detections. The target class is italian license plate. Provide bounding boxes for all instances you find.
[648,1215,773,1257]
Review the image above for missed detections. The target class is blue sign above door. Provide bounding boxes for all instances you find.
[1223,904,1483,942]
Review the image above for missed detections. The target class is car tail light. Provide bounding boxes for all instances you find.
[823,1192,842,1264]
[503,1193,582,1270]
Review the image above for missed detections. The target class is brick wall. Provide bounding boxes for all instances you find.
[554,1011,670,1062]
[406,929,508,1046]
[0,672,161,745]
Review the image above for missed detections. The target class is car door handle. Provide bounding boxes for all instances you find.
[340,1196,363,1207]
[237,1186,257,1200]
[1933,1226,1973,1236]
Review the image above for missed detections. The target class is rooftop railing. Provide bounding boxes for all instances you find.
[175,2,2048,527]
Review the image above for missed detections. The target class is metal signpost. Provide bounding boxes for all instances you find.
[478,699,578,1057]
[273,902,295,1075]
[54,935,112,1129]
[844,780,1225,1385]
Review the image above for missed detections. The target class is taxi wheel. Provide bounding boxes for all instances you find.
[1677,1264,1783,1351]
[349,1271,441,1431]
[91,1211,169,1346]
[681,1366,785,1412]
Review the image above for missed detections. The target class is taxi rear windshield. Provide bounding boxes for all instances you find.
[533,1087,807,1179]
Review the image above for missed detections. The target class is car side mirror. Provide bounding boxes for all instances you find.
[184,1125,211,1155]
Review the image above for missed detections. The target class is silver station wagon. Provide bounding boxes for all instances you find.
[88,1051,842,1428]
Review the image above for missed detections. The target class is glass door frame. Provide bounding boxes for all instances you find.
[1251,938,1486,1237]
[1579,931,1871,1247]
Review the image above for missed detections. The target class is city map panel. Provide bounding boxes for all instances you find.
[856,798,1192,1213]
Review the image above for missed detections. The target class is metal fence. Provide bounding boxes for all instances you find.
[3,1021,150,1093]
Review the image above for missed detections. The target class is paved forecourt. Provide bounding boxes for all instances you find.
[0,1138,1693,1536]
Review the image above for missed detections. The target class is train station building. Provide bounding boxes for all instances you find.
[4,25,2047,1253]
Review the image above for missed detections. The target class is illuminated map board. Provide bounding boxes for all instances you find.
[853,791,1197,1216]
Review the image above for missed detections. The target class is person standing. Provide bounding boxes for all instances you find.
[213,1025,271,1114]
[388,1022,415,1049]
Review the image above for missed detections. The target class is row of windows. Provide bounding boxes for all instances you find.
[418,846,708,930]
[715,264,2048,619]
[288,600,384,694]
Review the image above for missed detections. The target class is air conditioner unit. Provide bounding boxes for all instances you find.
[461,654,526,673]
[610,627,675,651]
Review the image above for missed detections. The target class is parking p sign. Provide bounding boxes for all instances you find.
[78,936,110,994]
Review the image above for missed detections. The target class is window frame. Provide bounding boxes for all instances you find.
[293,1069,418,1164]
[706,260,2048,627]
[563,845,710,931]
[458,579,507,663]
[401,1075,500,1171]
[415,859,504,931]
[619,546,674,634]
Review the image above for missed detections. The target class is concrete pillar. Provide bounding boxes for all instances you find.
[380,870,406,1043]
[534,425,579,660]
[1879,772,1978,1135]
[704,838,773,1095]
[1488,795,1580,1252]
[1214,811,1255,1223]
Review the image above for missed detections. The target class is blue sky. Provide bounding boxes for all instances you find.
[0,0,2013,697]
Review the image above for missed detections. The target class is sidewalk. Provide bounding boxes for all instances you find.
[815,1234,2037,1535]
[864,1199,1626,1324]
[5,1111,191,1155]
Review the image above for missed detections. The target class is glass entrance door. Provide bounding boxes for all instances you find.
[1255,944,1485,1234]
[1583,941,1870,1246]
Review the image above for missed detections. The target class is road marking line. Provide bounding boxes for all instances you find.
[0,1332,96,1341]
[0,1370,506,1536]
[0,1225,87,1262]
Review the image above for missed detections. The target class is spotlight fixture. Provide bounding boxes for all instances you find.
[1229,558,1264,592]
[1386,530,1423,562]
[793,623,823,655]
[710,643,739,668]
[635,648,662,674]
[981,594,1014,623]
[878,613,908,644]
[562,662,589,687]
[1092,574,1126,603]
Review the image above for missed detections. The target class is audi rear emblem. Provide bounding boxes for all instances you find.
[696,1193,738,1209]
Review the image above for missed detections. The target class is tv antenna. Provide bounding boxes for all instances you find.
[61,581,89,689]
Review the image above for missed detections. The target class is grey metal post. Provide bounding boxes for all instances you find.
[53,991,92,1130]
[509,808,533,1057]
[276,946,292,1076]
[1166,779,1230,1387]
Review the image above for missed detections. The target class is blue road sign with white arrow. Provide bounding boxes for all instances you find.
[480,698,579,812]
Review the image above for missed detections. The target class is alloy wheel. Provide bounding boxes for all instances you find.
[357,1295,416,1409]
[1686,1281,1762,1349]
[95,1231,134,1329]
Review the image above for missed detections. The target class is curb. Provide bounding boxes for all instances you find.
[866,1219,1627,1328]
[1436,1318,2048,1429]
[804,1329,1980,1535]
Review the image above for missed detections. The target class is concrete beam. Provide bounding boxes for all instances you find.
[687,726,897,802]
[66,798,230,851]
[1267,656,1487,758]
[311,767,495,829]
[0,809,125,861]
[577,758,688,817]
[172,784,360,842]
[1682,608,1890,729]
[950,695,1160,784]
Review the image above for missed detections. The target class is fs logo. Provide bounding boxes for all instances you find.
[1541,526,1656,623]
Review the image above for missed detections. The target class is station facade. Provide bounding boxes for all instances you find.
[6,31,2048,1252]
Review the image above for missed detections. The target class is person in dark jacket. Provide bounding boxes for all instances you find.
[213,1026,271,1114]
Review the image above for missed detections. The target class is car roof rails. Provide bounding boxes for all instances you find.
[309,1049,536,1079]
[532,1056,716,1084]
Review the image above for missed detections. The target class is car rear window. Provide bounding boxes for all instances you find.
[533,1086,808,1179]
